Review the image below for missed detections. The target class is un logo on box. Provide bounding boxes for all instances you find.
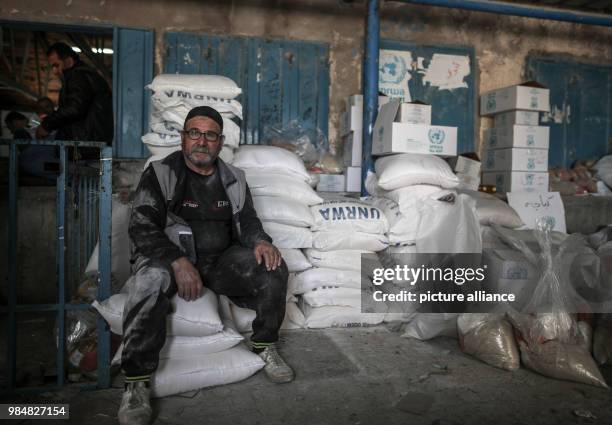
[428,128,445,145]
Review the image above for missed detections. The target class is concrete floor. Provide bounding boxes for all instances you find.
[2,326,612,425]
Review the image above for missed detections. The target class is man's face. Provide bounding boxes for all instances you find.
[181,116,223,170]
[48,52,74,78]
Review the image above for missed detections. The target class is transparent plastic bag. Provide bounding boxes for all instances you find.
[502,219,607,387]
[458,313,520,371]
[262,120,326,168]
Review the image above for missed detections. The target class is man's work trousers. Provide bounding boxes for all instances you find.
[120,245,288,377]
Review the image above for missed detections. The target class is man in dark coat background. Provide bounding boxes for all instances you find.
[36,42,113,156]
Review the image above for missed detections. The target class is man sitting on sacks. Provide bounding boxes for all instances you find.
[119,105,293,425]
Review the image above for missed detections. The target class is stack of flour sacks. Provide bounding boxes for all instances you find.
[141,74,242,164]
[230,144,323,330]
[292,197,389,328]
[366,153,481,255]
[92,289,264,397]
[366,153,482,339]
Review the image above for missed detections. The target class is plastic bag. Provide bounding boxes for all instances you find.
[458,313,520,371]
[504,219,608,387]
[262,120,327,168]
[415,192,482,254]
[593,314,612,365]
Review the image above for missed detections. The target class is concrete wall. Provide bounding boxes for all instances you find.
[2,0,609,153]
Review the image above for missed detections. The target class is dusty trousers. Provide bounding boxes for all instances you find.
[120,245,288,377]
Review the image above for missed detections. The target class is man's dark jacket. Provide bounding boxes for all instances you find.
[42,59,113,143]
[129,151,272,265]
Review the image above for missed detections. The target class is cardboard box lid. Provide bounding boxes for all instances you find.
[374,99,401,130]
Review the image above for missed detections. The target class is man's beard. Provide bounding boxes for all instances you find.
[186,146,217,168]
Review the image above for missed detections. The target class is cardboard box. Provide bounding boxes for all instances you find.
[316,174,346,192]
[345,166,362,192]
[483,148,549,172]
[340,105,362,136]
[345,95,390,110]
[482,171,549,193]
[484,125,549,150]
[480,82,550,116]
[341,95,390,136]
[397,102,432,125]
[507,192,567,233]
[483,248,538,305]
[342,132,363,167]
[494,110,540,127]
[372,101,457,157]
[457,172,480,191]
[452,156,481,178]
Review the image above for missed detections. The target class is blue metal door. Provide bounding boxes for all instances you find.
[113,27,154,158]
[526,56,612,168]
[164,33,330,147]
[379,40,477,153]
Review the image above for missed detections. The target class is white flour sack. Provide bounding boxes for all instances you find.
[111,319,243,365]
[148,74,242,99]
[312,230,388,252]
[246,172,323,206]
[279,248,312,273]
[311,200,389,234]
[233,145,311,182]
[92,290,223,337]
[402,313,459,340]
[370,197,419,245]
[288,267,362,295]
[262,221,312,249]
[305,249,372,272]
[302,286,362,309]
[141,132,181,147]
[375,153,459,190]
[151,344,264,398]
[458,189,523,228]
[302,303,386,329]
[152,96,243,121]
[253,196,314,227]
[281,301,306,330]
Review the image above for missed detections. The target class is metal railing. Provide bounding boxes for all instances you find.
[0,139,112,394]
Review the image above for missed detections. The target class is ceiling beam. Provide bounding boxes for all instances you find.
[67,33,112,85]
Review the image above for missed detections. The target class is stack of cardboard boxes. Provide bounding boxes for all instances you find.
[480,82,551,193]
[371,99,457,157]
[336,95,390,192]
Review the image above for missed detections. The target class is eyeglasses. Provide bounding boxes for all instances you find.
[182,128,225,142]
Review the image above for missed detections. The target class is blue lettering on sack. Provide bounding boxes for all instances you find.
[332,207,346,221]
[357,207,369,219]
[319,208,330,220]
[346,207,357,219]
[178,91,192,99]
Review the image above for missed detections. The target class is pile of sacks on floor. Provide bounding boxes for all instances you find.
[93,290,265,397]
[232,145,390,328]
[141,74,241,165]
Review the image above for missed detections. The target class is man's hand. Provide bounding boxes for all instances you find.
[254,241,282,271]
[171,257,203,301]
[35,125,49,139]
